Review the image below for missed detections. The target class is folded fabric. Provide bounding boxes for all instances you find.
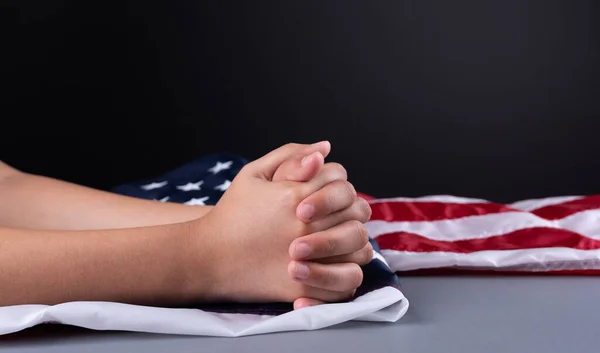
[0,153,408,337]
[366,195,600,274]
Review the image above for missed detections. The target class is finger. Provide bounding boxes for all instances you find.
[296,180,356,222]
[296,286,356,304]
[288,261,364,292]
[293,297,326,310]
[308,197,372,231]
[295,162,348,199]
[272,150,325,183]
[289,220,369,260]
[247,141,331,180]
[315,242,374,266]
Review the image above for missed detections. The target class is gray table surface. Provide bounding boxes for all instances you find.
[2,276,599,353]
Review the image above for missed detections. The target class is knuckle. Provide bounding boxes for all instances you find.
[326,181,355,210]
[283,142,300,150]
[357,198,372,222]
[360,244,374,264]
[281,185,304,205]
[239,162,254,176]
[350,220,369,245]
[342,181,357,201]
[323,185,339,208]
[351,265,364,288]
[278,143,301,157]
[274,143,296,157]
[325,162,347,181]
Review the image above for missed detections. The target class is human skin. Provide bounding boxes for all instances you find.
[0,142,372,308]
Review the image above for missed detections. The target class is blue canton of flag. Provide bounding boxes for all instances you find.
[111,153,247,206]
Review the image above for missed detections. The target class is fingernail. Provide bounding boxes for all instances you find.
[298,203,315,220]
[310,141,331,152]
[293,242,311,259]
[294,263,310,280]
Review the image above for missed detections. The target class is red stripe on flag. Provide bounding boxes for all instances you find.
[376,227,600,253]
[369,201,519,222]
[531,195,600,220]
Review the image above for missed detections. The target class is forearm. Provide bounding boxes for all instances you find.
[0,163,212,230]
[0,221,216,307]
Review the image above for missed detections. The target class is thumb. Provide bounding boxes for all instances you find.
[272,151,324,182]
[248,141,331,180]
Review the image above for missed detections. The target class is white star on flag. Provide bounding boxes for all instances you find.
[140,181,168,190]
[208,161,233,174]
[184,196,210,206]
[155,196,170,202]
[214,180,231,191]
[176,181,204,191]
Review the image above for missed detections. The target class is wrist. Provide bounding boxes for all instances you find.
[177,216,224,303]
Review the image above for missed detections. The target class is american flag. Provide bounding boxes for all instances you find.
[363,194,600,275]
[114,152,600,282]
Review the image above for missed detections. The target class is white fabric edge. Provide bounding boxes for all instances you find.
[0,287,407,337]
[381,248,600,272]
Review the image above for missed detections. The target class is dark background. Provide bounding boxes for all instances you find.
[2,0,599,202]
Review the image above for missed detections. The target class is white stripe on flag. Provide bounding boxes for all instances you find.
[559,209,600,239]
[508,195,583,211]
[372,251,390,267]
[366,209,600,241]
[368,195,491,204]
